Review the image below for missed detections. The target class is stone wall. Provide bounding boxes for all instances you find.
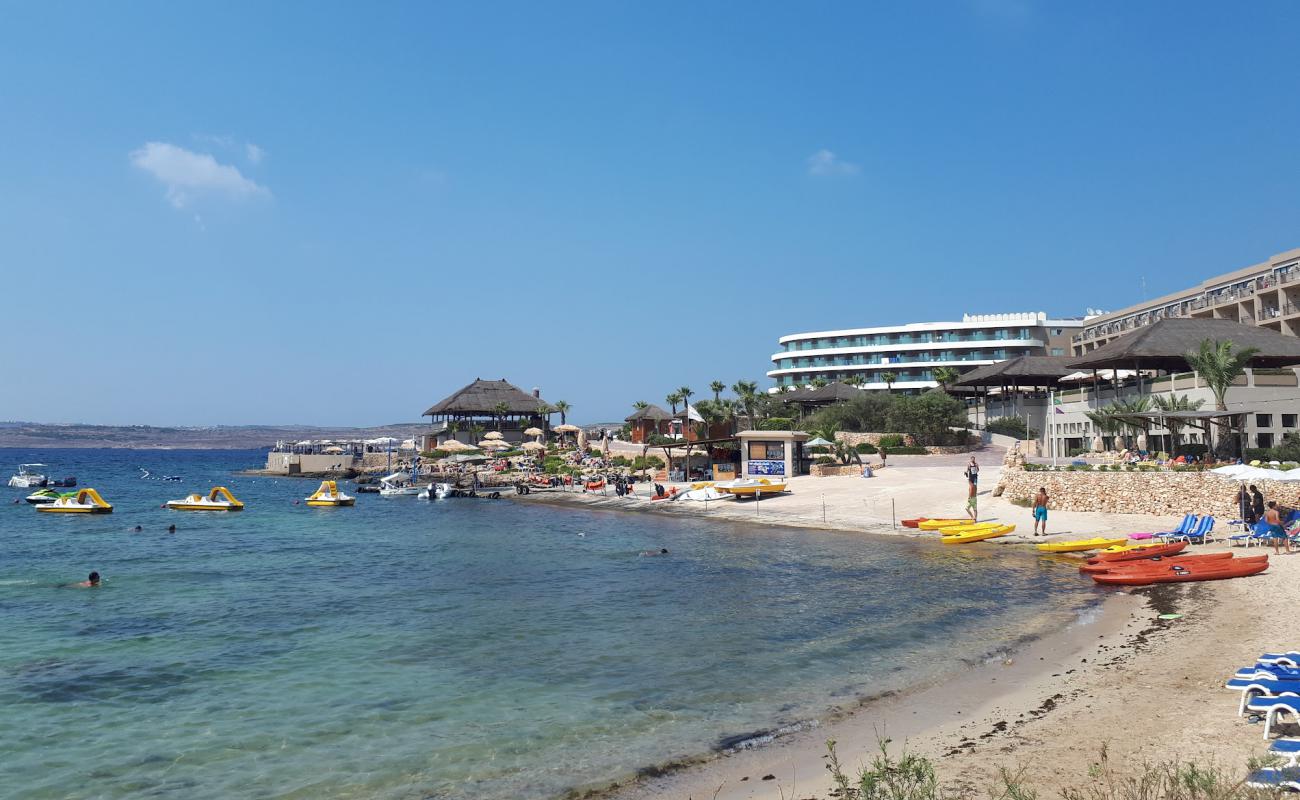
[810,463,866,477]
[833,432,979,455]
[995,467,1297,516]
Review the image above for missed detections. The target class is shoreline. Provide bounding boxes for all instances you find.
[516,477,1299,798]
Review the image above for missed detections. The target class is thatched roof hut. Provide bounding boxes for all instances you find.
[1068,318,1300,372]
[955,356,1077,389]
[424,378,545,417]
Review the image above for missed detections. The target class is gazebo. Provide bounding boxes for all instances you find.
[423,378,550,447]
[784,382,864,412]
[625,404,672,444]
[954,356,1077,432]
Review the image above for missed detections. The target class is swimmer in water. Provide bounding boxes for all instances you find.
[66,571,101,588]
[132,525,143,532]
[167,524,176,533]
[639,548,669,557]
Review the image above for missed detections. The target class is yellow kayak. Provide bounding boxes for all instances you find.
[918,518,970,530]
[942,524,1015,544]
[1035,537,1128,553]
[1097,541,1170,555]
[935,521,1000,535]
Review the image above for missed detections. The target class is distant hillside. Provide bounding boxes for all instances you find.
[0,422,430,450]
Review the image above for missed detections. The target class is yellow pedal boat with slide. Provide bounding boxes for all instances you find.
[1036,537,1128,553]
[942,524,1015,544]
[37,488,113,513]
[306,480,355,507]
[917,518,970,530]
[167,486,245,511]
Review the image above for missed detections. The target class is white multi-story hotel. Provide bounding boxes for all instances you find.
[768,313,1082,392]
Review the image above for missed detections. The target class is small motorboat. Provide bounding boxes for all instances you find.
[49,476,77,487]
[1036,537,1129,553]
[8,464,49,488]
[166,486,245,511]
[378,471,421,496]
[37,488,113,513]
[306,480,355,507]
[714,478,787,496]
[942,524,1015,544]
[419,482,454,500]
[25,488,61,505]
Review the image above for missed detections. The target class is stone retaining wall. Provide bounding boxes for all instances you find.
[833,432,980,455]
[810,464,865,477]
[995,468,1299,516]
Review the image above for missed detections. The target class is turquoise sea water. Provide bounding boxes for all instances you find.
[0,448,1103,799]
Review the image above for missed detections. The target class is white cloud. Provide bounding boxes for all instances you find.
[246,142,265,164]
[807,149,860,177]
[130,141,269,208]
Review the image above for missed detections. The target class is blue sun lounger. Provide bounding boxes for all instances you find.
[1261,652,1300,668]
[1235,663,1300,681]
[1246,766,1300,790]
[1226,678,1300,715]
[1156,514,1197,540]
[1162,515,1214,544]
[1271,739,1300,767]
[1245,695,1300,739]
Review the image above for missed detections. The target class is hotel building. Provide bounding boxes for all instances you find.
[1073,246,1300,354]
[768,313,1082,392]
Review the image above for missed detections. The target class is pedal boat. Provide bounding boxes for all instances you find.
[306,480,355,507]
[166,486,245,511]
[714,478,787,496]
[37,488,113,513]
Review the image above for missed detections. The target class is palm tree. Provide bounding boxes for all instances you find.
[1152,393,1205,453]
[810,376,829,389]
[633,400,649,411]
[731,381,758,428]
[1185,338,1259,456]
[710,381,725,403]
[665,392,682,416]
[678,386,694,413]
[1084,407,1123,451]
[880,371,897,393]
[492,401,510,432]
[844,374,866,389]
[553,400,571,426]
[933,366,960,392]
[1109,396,1154,450]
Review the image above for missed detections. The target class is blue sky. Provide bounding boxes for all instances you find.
[2,1,1299,425]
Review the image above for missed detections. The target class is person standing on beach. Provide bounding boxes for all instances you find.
[1239,483,1256,525]
[1265,501,1291,555]
[965,480,978,521]
[1032,487,1049,536]
[1251,485,1266,524]
[878,445,887,468]
[965,456,979,487]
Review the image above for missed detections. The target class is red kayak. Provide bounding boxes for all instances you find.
[1088,541,1187,564]
[1079,551,1231,574]
[901,517,928,529]
[1091,555,1268,586]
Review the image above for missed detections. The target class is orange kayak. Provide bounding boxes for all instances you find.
[901,517,928,528]
[1079,551,1230,574]
[1090,555,1268,586]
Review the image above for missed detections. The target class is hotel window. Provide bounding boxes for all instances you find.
[748,441,785,461]
[1284,414,1297,428]
[1051,348,1065,356]
[1257,414,1273,428]
[1258,433,1275,448]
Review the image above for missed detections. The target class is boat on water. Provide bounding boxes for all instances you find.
[166,486,245,511]
[378,471,421,496]
[25,488,61,505]
[418,482,454,500]
[8,464,48,488]
[714,478,787,496]
[1036,537,1129,553]
[306,480,355,507]
[37,488,113,513]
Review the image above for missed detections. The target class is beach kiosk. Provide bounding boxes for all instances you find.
[737,430,810,479]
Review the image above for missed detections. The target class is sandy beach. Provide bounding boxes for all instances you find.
[522,452,1298,798]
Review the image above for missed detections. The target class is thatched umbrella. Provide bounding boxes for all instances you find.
[484,431,504,440]
[439,440,477,453]
[522,441,545,451]
[554,424,580,433]
[479,440,509,450]
[524,427,544,438]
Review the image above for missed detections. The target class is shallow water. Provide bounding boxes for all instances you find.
[0,448,1103,799]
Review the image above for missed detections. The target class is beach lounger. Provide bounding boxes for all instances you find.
[1234,663,1300,681]
[1229,520,1274,548]
[1246,766,1300,790]
[1261,652,1300,668]
[1271,738,1300,766]
[1163,515,1214,544]
[1157,514,1197,540]
[1244,695,1300,738]
[1226,677,1300,715]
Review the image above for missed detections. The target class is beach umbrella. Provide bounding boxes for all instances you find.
[322,446,345,454]
[524,427,544,437]
[554,424,580,433]
[805,437,835,448]
[399,438,417,450]
[367,437,399,445]
[484,431,505,440]
[479,440,510,450]
[438,440,476,453]
[522,441,545,451]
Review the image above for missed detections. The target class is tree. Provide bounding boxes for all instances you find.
[1152,393,1205,452]
[678,386,694,414]
[492,401,510,432]
[666,392,682,416]
[1084,406,1124,450]
[932,366,960,392]
[1109,395,1154,449]
[1185,338,1259,456]
[731,380,759,428]
[553,400,571,426]
[810,376,829,389]
[844,374,866,389]
[884,391,966,446]
[710,380,725,403]
[880,372,897,393]
[809,423,860,466]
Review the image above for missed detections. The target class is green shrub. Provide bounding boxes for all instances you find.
[985,416,1039,439]
[1068,448,1091,457]
[856,442,878,454]
[884,446,927,455]
[815,455,836,465]
[1022,462,1046,471]
[878,434,905,448]
[758,417,794,431]
[1137,463,1159,471]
